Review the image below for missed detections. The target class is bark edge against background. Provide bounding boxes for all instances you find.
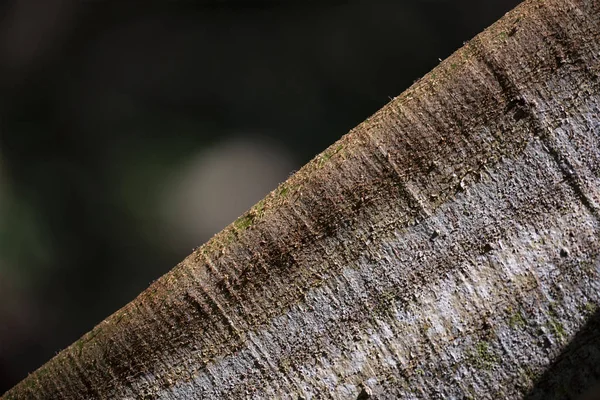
[3,0,600,398]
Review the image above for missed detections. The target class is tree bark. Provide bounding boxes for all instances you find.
[4,0,600,398]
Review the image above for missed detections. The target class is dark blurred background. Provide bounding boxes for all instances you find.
[0,0,520,393]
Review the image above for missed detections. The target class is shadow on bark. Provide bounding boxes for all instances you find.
[526,309,600,400]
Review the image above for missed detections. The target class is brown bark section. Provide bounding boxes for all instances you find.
[3,0,600,398]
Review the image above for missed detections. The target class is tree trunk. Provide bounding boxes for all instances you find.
[4,0,600,398]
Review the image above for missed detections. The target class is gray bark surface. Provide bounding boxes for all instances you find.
[3,0,600,398]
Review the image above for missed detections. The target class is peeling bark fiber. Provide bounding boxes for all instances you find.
[3,0,600,398]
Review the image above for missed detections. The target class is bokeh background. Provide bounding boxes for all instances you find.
[0,0,520,393]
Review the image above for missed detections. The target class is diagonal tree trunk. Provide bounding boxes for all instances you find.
[4,0,600,398]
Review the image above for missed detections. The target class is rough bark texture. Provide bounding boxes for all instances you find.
[4,0,600,398]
